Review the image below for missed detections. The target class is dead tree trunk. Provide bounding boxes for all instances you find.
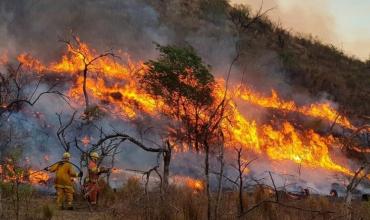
[237,148,244,214]
[226,148,257,217]
[344,192,352,220]
[204,141,211,220]
[345,166,366,220]
[163,141,172,190]
[214,135,224,220]
[82,66,89,112]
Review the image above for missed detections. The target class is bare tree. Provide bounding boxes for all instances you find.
[0,63,65,121]
[59,36,117,115]
[214,131,224,219]
[343,165,368,220]
[162,140,172,189]
[91,132,171,190]
[233,148,256,214]
[56,112,77,152]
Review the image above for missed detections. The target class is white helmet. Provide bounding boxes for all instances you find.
[62,152,71,159]
[90,152,99,159]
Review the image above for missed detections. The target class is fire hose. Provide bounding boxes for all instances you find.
[23,161,83,179]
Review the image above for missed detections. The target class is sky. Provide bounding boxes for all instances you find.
[230,0,370,60]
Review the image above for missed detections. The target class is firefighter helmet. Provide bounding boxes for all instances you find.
[90,152,99,159]
[62,152,71,159]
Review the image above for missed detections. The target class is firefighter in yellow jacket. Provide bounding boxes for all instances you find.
[45,152,82,209]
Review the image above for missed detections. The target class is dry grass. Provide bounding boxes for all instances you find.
[1,178,370,219]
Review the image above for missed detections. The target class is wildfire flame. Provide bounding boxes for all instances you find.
[173,176,204,191]
[28,169,50,184]
[17,37,156,119]
[236,86,354,129]
[2,38,357,177]
[0,164,50,185]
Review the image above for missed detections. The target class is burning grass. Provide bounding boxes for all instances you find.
[236,85,354,129]
[0,164,50,185]
[3,38,358,178]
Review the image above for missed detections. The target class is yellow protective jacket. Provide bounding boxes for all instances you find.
[48,161,78,190]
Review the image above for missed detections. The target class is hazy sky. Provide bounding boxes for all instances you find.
[231,0,370,60]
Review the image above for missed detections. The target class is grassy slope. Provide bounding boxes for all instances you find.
[150,0,370,118]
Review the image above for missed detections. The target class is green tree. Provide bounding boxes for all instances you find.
[142,44,216,151]
[142,45,225,220]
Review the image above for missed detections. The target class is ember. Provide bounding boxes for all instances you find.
[111,168,124,174]
[81,136,91,146]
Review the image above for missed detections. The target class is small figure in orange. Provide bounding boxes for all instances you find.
[45,152,82,209]
[84,152,110,206]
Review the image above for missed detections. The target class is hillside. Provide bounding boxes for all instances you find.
[150,0,370,117]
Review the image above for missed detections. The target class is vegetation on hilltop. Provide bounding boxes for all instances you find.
[150,0,370,117]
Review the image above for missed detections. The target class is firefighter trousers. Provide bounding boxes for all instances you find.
[85,182,99,205]
[56,187,74,208]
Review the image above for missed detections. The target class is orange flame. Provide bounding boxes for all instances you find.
[28,169,50,184]
[12,38,356,176]
[173,176,204,191]
[0,164,50,185]
[236,86,354,129]
[220,88,352,175]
